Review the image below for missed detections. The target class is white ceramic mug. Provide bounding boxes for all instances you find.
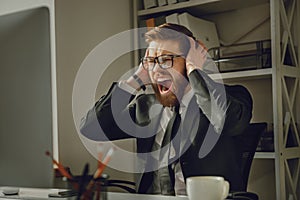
[186,176,229,200]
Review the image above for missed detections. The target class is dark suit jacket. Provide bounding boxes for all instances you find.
[80,69,253,193]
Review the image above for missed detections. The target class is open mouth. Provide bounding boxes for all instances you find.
[157,78,173,94]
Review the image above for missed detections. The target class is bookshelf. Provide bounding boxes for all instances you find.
[133,0,300,200]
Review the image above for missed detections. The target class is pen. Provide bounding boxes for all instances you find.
[94,147,115,179]
[45,151,73,180]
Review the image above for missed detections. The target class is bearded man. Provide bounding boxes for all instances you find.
[80,23,253,196]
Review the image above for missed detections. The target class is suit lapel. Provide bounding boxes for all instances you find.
[135,95,163,192]
[135,93,163,162]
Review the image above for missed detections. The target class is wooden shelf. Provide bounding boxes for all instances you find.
[254,152,276,159]
[208,68,272,81]
[138,0,219,16]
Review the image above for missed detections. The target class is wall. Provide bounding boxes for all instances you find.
[55,0,135,184]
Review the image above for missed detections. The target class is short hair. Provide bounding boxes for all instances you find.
[144,23,196,57]
[157,23,196,40]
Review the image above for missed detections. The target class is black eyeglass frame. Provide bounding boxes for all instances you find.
[141,54,182,71]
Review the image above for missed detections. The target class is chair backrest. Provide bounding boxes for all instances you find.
[106,179,136,193]
[236,122,267,191]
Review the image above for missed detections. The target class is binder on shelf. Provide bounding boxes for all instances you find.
[167,0,178,4]
[166,13,179,24]
[158,0,168,6]
[146,18,155,28]
[143,0,158,9]
[166,0,190,5]
[178,12,220,50]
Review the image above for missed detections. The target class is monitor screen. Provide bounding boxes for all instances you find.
[0,7,54,188]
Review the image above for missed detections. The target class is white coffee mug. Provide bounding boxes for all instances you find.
[186,176,229,200]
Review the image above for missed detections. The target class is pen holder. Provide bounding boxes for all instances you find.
[67,174,109,200]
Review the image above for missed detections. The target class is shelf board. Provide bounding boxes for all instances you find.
[138,0,220,16]
[254,152,276,159]
[138,0,269,17]
[208,68,272,81]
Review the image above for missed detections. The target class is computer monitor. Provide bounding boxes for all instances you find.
[0,5,57,188]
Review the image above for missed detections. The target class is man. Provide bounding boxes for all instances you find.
[80,23,253,195]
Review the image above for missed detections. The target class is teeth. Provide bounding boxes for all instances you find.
[157,77,171,82]
[156,77,172,94]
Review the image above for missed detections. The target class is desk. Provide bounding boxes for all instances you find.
[0,187,189,200]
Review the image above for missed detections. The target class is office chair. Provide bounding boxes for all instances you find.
[105,179,136,193]
[238,123,267,190]
[229,122,267,200]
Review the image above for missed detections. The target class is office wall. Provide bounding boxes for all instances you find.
[55,0,135,183]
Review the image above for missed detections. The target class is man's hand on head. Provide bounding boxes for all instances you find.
[135,49,151,85]
[186,37,207,75]
[124,62,150,91]
[125,49,151,91]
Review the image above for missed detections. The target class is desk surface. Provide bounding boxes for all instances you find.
[0,187,189,200]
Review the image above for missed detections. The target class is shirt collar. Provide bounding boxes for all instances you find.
[180,86,193,113]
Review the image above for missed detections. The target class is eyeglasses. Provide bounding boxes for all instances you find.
[141,54,182,71]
